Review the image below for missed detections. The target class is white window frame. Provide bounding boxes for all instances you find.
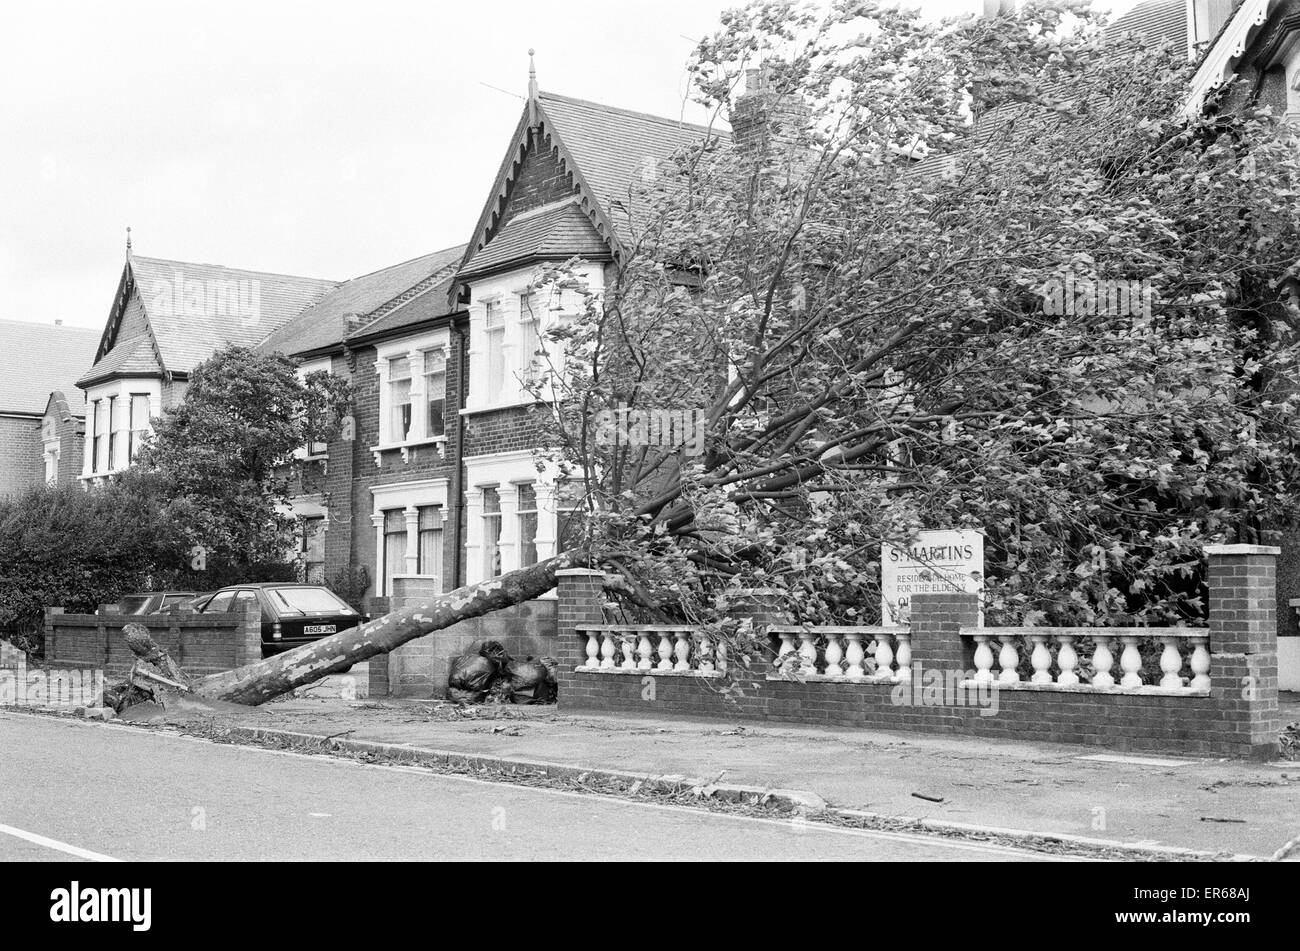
[370,478,450,596]
[463,265,602,414]
[293,357,332,461]
[81,379,161,483]
[462,449,563,586]
[370,329,451,466]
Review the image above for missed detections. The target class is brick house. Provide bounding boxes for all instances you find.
[449,81,727,588]
[254,246,466,596]
[0,319,99,494]
[75,250,338,485]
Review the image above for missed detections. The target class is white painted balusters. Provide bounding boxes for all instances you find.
[583,630,600,670]
[894,632,912,683]
[970,634,992,683]
[1091,634,1115,687]
[656,631,674,671]
[844,632,867,679]
[1055,634,1080,686]
[1189,635,1211,691]
[673,630,692,671]
[599,631,617,669]
[962,628,1210,692]
[997,635,1020,684]
[823,632,845,678]
[637,631,654,671]
[619,633,637,671]
[1119,635,1143,688]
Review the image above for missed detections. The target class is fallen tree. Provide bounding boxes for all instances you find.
[118,555,576,707]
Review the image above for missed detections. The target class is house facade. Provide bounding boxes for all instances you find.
[0,319,99,495]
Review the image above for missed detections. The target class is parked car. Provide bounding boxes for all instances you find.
[115,591,201,615]
[192,583,362,656]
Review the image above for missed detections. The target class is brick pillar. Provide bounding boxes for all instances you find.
[909,591,980,677]
[234,603,263,668]
[44,607,63,664]
[555,568,607,707]
[1205,543,1281,758]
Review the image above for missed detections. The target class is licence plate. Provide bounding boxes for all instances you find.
[303,624,336,635]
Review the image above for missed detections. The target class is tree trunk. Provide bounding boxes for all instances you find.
[190,555,575,706]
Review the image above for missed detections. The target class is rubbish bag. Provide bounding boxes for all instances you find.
[508,657,555,704]
[479,640,510,666]
[448,651,499,699]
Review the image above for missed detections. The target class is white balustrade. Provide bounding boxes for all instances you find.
[961,628,1212,693]
[599,632,617,669]
[583,630,600,669]
[636,632,654,670]
[873,632,896,681]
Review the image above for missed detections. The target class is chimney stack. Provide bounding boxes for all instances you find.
[729,64,811,159]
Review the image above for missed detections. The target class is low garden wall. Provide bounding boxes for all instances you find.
[42,604,263,678]
[554,545,1283,759]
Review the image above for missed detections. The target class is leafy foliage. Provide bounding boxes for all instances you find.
[137,345,352,589]
[532,0,1300,630]
[0,475,188,653]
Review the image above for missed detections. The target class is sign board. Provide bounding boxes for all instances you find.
[881,529,984,625]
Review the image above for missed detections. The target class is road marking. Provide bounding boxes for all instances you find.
[0,823,119,862]
[0,711,1074,860]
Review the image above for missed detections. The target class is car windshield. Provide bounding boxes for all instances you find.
[119,596,153,614]
[268,587,354,615]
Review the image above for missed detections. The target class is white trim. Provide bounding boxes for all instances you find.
[371,478,450,596]
[373,327,451,458]
[1185,0,1278,116]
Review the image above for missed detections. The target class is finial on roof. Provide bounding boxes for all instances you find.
[125,226,132,258]
[527,49,539,128]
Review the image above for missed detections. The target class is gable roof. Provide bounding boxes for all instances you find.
[457,90,729,285]
[0,319,100,415]
[127,256,338,373]
[256,245,466,357]
[460,198,610,279]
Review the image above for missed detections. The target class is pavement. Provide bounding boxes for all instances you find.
[18,674,1293,860]
[0,713,1059,861]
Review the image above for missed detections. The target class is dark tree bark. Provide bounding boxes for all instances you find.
[189,555,574,706]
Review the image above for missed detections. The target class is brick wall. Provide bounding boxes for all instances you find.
[491,129,577,234]
[44,604,263,677]
[372,575,558,698]
[556,548,1283,759]
[0,415,42,496]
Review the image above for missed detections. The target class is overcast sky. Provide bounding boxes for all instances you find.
[0,0,1135,331]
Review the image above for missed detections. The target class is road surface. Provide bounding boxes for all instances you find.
[0,711,1060,861]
